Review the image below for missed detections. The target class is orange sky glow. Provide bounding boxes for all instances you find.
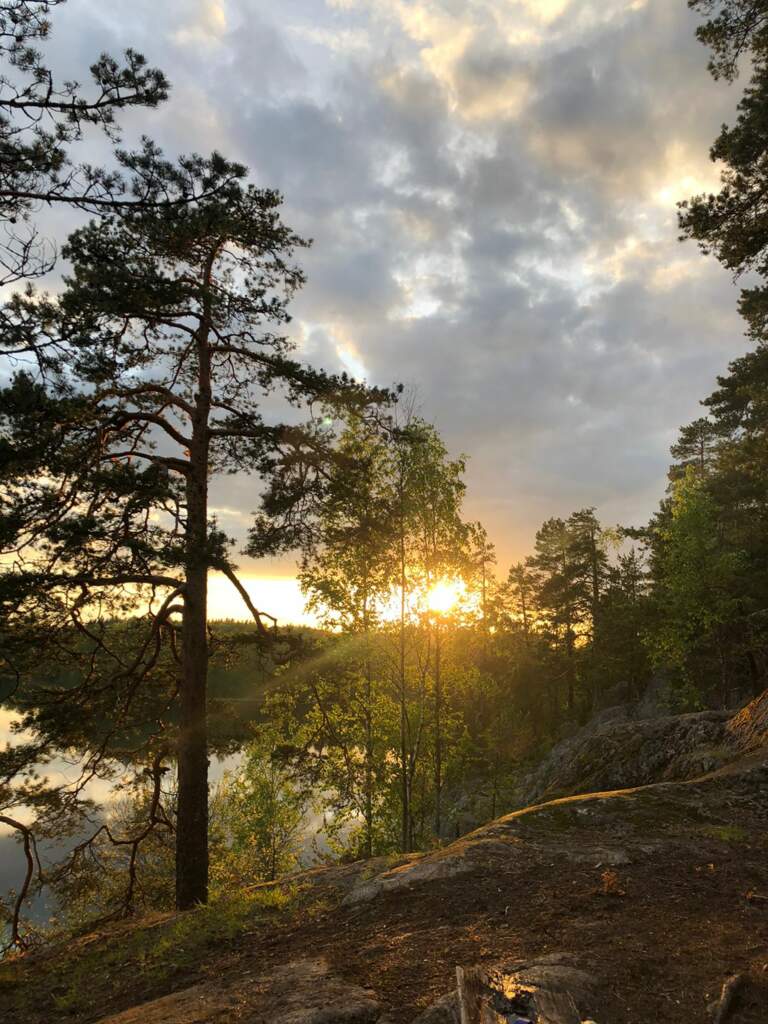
[207,574,318,626]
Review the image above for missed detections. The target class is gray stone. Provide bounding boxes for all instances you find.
[343,851,475,905]
[97,957,380,1024]
[512,708,733,808]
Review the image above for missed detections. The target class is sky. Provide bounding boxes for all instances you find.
[28,0,750,622]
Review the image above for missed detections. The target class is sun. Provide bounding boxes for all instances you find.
[426,579,465,613]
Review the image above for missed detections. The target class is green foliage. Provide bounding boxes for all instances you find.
[298,416,397,632]
[49,741,308,937]
[212,736,309,886]
[264,651,402,859]
[681,1,768,340]
[641,351,768,705]
[649,469,745,677]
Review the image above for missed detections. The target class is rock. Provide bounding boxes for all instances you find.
[513,709,732,807]
[96,957,381,1024]
[410,992,460,1024]
[343,850,475,905]
[95,985,239,1024]
[512,684,768,816]
[727,687,768,752]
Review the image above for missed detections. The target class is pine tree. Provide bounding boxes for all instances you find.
[1,170,391,913]
[529,518,582,714]
[680,1,768,340]
[669,418,721,481]
[0,1,235,288]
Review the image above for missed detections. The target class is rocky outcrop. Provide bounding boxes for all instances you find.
[727,687,768,752]
[514,708,732,807]
[344,754,768,906]
[512,684,768,812]
[97,958,381,1024]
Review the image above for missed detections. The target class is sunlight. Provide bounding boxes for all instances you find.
[426,578,465,613]
[207,574,318,626]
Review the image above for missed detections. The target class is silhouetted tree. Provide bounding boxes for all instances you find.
[1,168,391,914]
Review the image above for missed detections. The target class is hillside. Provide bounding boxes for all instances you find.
[2,693,768,1024]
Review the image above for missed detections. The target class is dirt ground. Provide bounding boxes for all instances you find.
[228,830,768,1022]
[3,765,768,1023]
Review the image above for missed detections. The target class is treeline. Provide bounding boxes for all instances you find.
[644,349,768,705]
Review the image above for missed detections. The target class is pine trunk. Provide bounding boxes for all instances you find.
[176,279,214,910]
[176,451,210,908]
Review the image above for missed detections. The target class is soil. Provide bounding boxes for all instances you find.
[3,756,768,1023]
[232,819,768,1022]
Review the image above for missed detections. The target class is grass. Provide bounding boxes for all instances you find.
[696,824,751,844]
[0,885,298,1022]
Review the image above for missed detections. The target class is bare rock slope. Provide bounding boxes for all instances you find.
[513,685,768,809]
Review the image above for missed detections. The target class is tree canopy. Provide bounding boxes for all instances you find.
[681,0,768,339]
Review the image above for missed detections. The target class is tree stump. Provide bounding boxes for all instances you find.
[455,965,581,1024]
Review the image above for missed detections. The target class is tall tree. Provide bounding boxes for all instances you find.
[466,522,496,632]
[567,509,609,632]
[298,416,396,857]
[529,517,582,714]
[598,547,652,702]
[567,508,611,707]
[1,170,390,913]
[669,418,722,480]
[501,562,538,645]
[405,423,466,841]
[647,467,746,704]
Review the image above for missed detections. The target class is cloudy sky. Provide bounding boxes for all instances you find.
[39,0,748,620]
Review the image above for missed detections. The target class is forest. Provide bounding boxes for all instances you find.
[2,3,768,1021]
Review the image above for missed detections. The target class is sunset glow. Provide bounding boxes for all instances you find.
[426,579,465,614]
[207,574,317,625]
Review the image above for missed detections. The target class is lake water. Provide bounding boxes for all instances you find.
[1,711,335,930]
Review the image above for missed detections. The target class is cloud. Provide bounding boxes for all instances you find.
[35,0,747,569]
[173,0,228,46]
